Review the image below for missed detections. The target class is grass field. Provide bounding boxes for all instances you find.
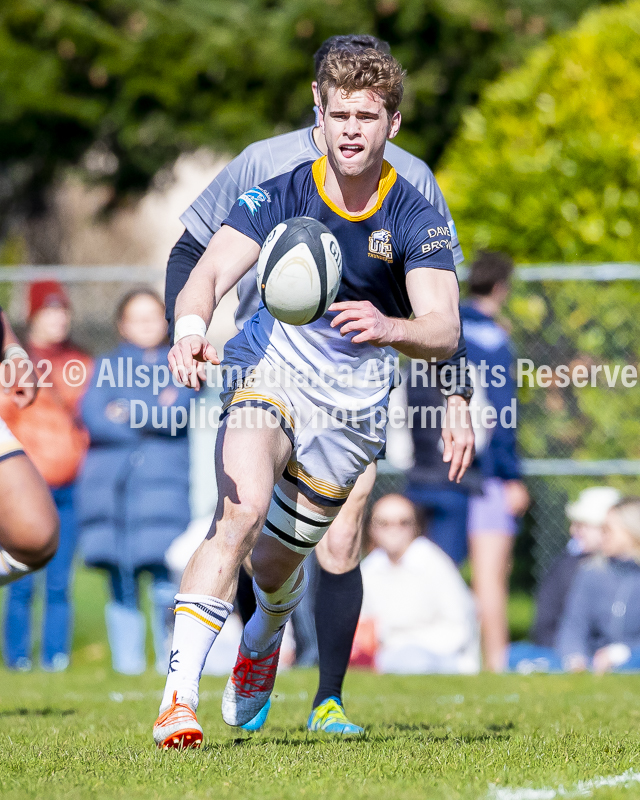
[1,570,640,800]
[2,668,640,800]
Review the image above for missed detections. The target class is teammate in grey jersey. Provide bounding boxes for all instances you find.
[164,34,475,736]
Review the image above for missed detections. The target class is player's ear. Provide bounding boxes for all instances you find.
[387,110,401,140]
[318,102,326,131]
[311,81,320,107]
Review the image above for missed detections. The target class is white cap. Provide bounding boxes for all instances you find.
[566,486,621,525]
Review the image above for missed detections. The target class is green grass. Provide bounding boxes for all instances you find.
[2,669,640,800]
[1,570,639,800]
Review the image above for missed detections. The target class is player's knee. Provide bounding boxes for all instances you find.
[252,552,302,595]
[317,512,361,572]
[217,501,266,554]
[253,571,284,595]
[9,512,59,569]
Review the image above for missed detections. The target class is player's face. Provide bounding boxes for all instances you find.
[321,88,401,178]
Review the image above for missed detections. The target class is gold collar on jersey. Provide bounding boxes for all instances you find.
[312,156,397,222]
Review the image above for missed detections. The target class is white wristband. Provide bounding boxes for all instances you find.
[174,315,207,344]
[3,345,29,362]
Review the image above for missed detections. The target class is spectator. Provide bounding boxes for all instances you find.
[463,252,529,672]
[76,289,193,675]
[557,496,640,673]
[1,281,91,672]
[508,485,620,673]
[532,486,620,647]
[352,494,479,674]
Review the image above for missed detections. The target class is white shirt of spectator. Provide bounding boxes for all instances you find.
[360,537,480,674]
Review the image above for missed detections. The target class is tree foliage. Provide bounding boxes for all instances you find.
[0,0,611,231]
[438,0,640,263]
[439,1,640,464]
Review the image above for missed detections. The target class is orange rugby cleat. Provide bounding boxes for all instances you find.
[153,691,203,750]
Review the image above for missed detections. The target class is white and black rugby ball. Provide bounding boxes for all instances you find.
[256,217,342,325]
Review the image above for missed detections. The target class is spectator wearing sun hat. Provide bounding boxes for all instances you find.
[0,281,92,672]
[507,485,620,673]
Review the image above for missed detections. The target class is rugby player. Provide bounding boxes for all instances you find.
[164,34,475,736]
[0,310,59,587]
[153,47,461,749]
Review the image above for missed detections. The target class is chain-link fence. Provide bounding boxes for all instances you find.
[506,264,640,582]
[372,264,640,586]
[3,263,639,586]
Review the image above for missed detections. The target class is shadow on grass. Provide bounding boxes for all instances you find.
[204,735,335,752]
[367,730,513,744]
[0,707,77,718]
[201,722,514,751]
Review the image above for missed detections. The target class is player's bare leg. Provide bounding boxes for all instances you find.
[222,476,338,726]
[153,407,337,745]
[153,407,290,748]
[315,462,376,575]
[0,454,59,586]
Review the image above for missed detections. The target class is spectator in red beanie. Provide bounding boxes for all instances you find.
[0,281,92,671]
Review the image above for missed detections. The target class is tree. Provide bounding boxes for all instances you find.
[0,0,612,258]
[437,0,640,466]
[438,0,640,263]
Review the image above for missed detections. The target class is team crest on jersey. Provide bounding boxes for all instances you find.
[238,186,271,215]
[368,229,393,262]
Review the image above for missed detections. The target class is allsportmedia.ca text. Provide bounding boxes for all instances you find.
[2,356,637,393]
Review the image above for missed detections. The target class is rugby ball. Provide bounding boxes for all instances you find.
[256,217,342,325]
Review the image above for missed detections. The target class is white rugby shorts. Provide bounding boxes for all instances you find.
[220,332,388,507]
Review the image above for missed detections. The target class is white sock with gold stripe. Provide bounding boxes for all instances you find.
[160,593,233,712]
[243,566,308,654]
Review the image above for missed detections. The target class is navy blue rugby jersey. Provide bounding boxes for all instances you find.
[222,156,457,407]
[224,156,456,320]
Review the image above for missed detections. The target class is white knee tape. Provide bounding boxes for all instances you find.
[262,487,335,554]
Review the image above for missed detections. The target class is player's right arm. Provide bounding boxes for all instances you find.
[1,310,37,408]
[169,226,261,388]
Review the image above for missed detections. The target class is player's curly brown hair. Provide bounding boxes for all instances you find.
[317,47,405,117]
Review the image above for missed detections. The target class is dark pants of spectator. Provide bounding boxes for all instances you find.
[405,484,469,565]
[4,485,77,671]
[106,563,172,608]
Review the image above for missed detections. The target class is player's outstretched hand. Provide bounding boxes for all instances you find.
[441,395,475,483]
[329,301,398,346]
[168,335,219,389]
[2,356,38,409]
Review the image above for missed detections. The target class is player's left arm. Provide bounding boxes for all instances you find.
[1,311,37,409]
[330,268,460,362]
